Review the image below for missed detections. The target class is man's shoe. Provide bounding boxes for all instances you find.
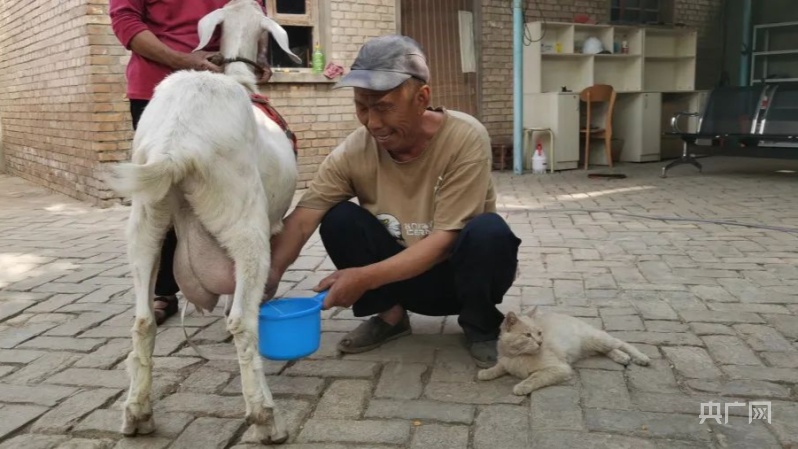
[468,339,498,368]
[337,313,411,354]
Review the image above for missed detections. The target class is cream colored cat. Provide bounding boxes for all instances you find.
[477,307,651,396]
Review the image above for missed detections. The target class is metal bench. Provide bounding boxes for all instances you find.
[661,85,767,177]
[758,83,798,143]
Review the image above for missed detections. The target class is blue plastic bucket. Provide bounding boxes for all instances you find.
[258,290,328,360]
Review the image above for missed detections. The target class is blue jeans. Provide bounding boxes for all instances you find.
[319,201,521,342]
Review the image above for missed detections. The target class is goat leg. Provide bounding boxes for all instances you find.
[121,201,170,436]
[222,208,287,444]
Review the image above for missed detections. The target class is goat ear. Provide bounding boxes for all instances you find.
[195,9,226,52]
[260,16,302,64]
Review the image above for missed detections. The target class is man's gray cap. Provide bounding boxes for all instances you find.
[334,34,430,91]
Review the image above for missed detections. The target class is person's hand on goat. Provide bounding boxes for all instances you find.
[256,32,273,83]
[256,54,273,83]
[313,268,372,310]
[177,51,222,72]
[258,65,273,83]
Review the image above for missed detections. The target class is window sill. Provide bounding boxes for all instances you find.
[260,71,339,84]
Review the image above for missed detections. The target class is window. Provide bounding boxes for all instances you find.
[275,0,306,15]
[262,0,328,70]
[610,0,674,25]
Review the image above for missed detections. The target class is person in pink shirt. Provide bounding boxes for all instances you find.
[109,0,271,325]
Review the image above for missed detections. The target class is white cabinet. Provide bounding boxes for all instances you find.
[523,92,581,170]
[614,92,662,162]
[523,92,664,168]
[521,20,704,170]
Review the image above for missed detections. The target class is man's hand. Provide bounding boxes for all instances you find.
[313,267,373,310]
[256,50,273,82]
[176,50,222,72]
[258,64,273,83]
[128,30,221,72]
[261,265,282,304]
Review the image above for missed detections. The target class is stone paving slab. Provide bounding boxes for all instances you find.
[2,157,798,447]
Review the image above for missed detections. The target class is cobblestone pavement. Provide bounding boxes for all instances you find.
[2,156,798,449]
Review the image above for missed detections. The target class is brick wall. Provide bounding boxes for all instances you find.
[0,0,395,205]
[0,0,724,206]
[0,0,128,205]
[677,0,725,89]
[479,0,724,141]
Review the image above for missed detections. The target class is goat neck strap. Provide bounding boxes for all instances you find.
[250,94,298,158]
[208,54,266,77]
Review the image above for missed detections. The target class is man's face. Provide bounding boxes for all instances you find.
[353,80,428,154]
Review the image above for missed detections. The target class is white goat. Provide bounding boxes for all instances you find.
[105,0,301,444]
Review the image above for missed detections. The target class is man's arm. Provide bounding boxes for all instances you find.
[360,230,458,290]
[129,31,220,71]
[109,0,220,72]
[255,31,273,83]
[264,206,327,300]
[271,207,326,276]
[312,227,459,310]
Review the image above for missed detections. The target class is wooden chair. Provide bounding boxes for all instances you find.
[579,84,617,169]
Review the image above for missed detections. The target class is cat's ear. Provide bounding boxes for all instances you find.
[503,311,518,329]
[526,306,538,317]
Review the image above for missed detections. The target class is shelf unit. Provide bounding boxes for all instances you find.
[524,21,696,94]
[522,21,704,170]
[750,21,798,85]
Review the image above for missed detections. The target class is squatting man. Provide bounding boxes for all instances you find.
[263,34,521,367]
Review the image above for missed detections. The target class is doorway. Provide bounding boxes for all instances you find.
[400,0,480,118]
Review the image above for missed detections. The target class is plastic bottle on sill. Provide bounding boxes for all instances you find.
[312,42,325,74]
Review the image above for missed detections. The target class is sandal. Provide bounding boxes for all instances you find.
[337,312,411,354]
[154,295,178,325]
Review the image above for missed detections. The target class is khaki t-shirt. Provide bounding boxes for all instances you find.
[296,107,497,247]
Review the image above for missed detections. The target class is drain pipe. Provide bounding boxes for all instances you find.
[512,0,524,174]
[739,0,752,85]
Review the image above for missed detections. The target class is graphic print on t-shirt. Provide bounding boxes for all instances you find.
[404,221,432,239]
[377,213,434,246]
[376,213,404,244]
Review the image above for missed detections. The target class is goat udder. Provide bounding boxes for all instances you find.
[173,216,236,312]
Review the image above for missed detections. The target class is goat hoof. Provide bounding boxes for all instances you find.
[137,416,156,435]
[250,423,288,445]
[121,421,137,437]
[121,407,155,436]
[262,429,288,445]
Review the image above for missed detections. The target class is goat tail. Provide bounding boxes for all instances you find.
[105,158,182,203]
